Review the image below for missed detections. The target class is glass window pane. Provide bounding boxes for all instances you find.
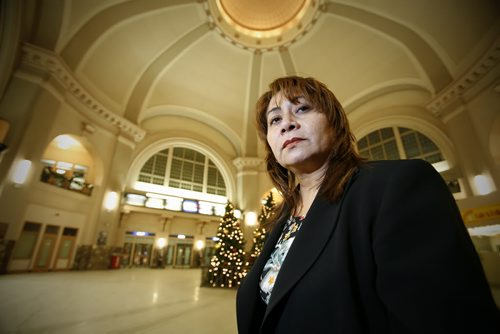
[384,141,400,160]
[368,131,381,145]
[138,175,150,183]
[45,225,59,234]
[424,153,443,164]
[358,148,370,160]
[170,160,182,179]
[141,158,154,174]
[417,133,438,154]
[142,146,227,197]
[152,177,164,185]
[63,228,78,236]
[182,162,193,181]
[24,223,41,232]
[402,134,419,158]
[173,147,183,157]
[184,149,194,160]
[380,128,394,140]
[399,127,410,134]
[12,232,39,259]
[371,146,384,160]
[58,239,73,259]
[357,137,367,150]
[447,180,461,193]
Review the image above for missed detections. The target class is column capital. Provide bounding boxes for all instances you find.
[232,157,263,171]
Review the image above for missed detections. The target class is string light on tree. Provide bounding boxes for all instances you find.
[248,191,276,267]
[207,201,247,288]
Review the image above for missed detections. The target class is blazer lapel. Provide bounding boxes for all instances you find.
[261,195,345,325]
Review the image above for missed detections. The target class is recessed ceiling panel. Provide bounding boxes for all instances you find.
[78,4,203,112]
[59,0,126,49]
[339,0,500,71]
[291,15,423,104]
[260,53,287,93]
[147,32,253,137]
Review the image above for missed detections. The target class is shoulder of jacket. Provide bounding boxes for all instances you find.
[358,159,433,178]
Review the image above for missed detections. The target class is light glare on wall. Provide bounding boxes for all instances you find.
[54,134,80,150]
[195,240,205,250]
[245,211,257,226]
[473,174,495,195]
[156,238,167,249]
[12,159,32,185]
[104,191,119,211]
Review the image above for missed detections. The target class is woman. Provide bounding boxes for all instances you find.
[236,76,500,333]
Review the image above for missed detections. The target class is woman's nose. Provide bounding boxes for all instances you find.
[281,114,298,133]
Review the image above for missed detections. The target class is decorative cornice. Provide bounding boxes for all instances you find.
[232,157,263,170]
[20,43,146,142]
[426,38,500,116]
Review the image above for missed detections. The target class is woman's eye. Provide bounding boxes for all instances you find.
[269,117,281,125]
[296,105,310,113]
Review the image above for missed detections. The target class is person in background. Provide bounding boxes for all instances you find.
[236,75,500,333]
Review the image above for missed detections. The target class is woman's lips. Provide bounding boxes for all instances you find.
[282,137,304,149]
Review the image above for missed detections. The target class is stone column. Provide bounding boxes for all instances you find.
[233,157,263,251]
[442,102,497,198]
[96,134,135,247]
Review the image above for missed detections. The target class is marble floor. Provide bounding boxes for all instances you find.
[0,269,237,334]
[1,269,499,334]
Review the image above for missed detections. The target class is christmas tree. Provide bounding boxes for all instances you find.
[207,201,247,288]
[248,192,276,267]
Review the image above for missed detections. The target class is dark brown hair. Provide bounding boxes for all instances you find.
[256,76,364,228]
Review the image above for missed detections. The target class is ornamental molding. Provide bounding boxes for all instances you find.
[20,43,146,142]
[232,157,263,170]
[202,0,325,53]
[426,38,500,116]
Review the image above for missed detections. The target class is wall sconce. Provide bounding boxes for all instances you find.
[104,191,119,211]
[12,159,32,186]
[245,211,257,226]
[473,174,495,196]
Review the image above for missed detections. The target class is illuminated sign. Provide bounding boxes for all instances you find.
[182,199,198,213]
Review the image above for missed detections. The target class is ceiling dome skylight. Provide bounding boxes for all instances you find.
[204,0,324,52]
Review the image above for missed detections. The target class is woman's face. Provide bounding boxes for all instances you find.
[266,92,334,174]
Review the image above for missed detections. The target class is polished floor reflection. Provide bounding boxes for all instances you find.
[0,269,237,334]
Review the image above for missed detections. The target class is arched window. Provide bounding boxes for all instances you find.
[138,147,226,196]
[357,127,460,194]
[357,127,443,164]
[40,134,95,196]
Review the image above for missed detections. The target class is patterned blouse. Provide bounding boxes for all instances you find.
[259,215,305,304]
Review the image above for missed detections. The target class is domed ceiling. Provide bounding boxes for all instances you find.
[16,0,500,158]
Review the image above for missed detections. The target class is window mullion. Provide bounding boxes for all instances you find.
[165,147,173,186]
[394,127,407,159]
[203,157,208,193]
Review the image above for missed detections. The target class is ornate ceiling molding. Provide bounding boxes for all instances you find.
[21,43,145,142]
[202,0,325,52]
[426,38,500,116]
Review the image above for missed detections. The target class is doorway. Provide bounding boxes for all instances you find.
[174,244,193,268]
[33,225,60,271]
[54,227,78,270]
[122,233,155,267]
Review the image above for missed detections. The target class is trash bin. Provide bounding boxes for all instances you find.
[110,254,121,269]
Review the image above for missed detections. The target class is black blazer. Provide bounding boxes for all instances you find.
[236,160,500,333]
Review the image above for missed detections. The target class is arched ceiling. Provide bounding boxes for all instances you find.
[24,0,500,157]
